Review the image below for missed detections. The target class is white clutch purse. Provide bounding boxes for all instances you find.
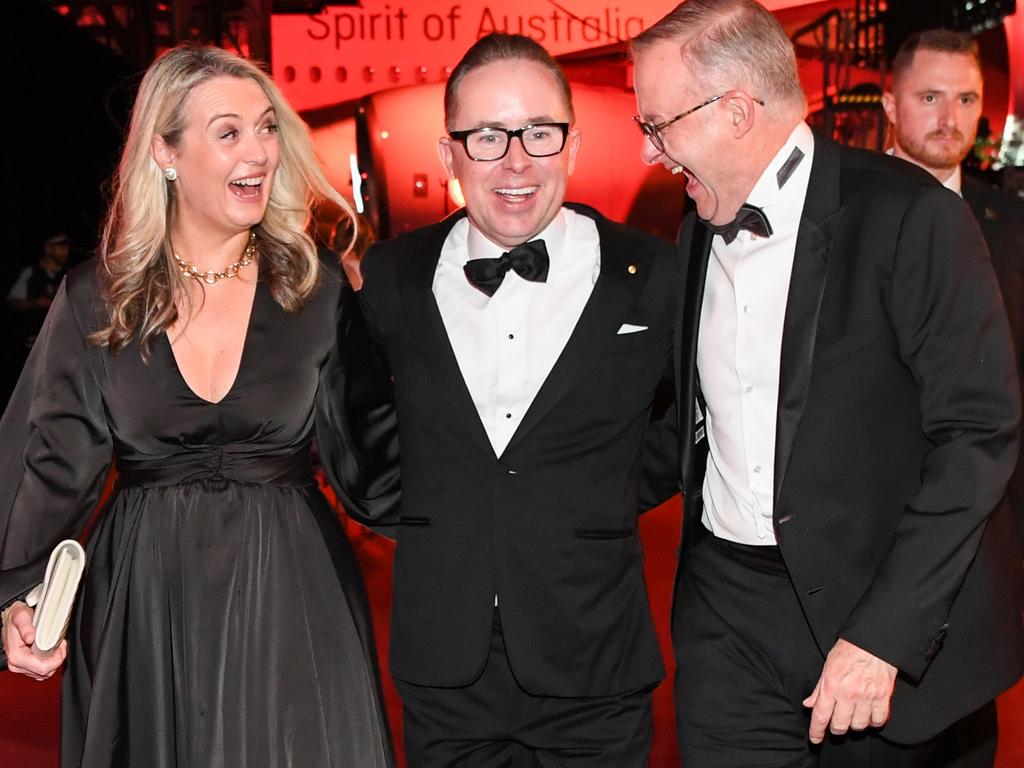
[24,540,86,653]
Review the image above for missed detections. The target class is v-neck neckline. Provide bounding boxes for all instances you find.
[164,280,261,406]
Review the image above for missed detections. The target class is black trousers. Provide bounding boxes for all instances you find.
[395,612,655,768]
[674,530,998,768]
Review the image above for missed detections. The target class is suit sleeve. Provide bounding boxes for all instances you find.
[638,237,683,511]
[639,340,681,511]
[315,247,401,535]
[641,219,697,512]
[838,187,1021,680]
[638,360,679,512]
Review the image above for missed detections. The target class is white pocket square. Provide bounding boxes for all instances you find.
[617,323,648,335]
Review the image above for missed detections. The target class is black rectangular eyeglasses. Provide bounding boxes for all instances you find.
[448,123,570,161]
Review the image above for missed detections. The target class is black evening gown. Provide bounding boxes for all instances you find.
[0,257,394,768]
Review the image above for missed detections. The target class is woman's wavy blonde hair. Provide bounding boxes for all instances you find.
[92,44,353,356]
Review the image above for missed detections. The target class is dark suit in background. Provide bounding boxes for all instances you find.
[963,176,1024,552]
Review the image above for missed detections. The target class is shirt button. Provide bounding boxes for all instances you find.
[743,305,752,315]
[753,465,762,474]
[508,333,514,340]
[744,385,753,394]
[505,413,512,419]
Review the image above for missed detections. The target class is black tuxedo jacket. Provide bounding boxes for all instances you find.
[345,204,678,697]
[672,133,1023,743]
[963,175,1024,550]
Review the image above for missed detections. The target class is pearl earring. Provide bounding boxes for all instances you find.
[163,167,178,182]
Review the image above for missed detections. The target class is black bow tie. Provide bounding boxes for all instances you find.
[463,239,550,297]
[703,204,773,245]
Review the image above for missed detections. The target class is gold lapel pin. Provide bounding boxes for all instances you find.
[627,264,638,275]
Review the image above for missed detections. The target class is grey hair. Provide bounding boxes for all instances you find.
[631,0,806,118]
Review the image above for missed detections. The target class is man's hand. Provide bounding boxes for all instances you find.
[1,601,67,680]
[803,638,897,744]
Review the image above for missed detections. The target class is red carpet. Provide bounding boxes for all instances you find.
[2,494,1022,767]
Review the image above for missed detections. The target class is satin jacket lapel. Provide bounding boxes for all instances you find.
[501,214,652,457]
[400,213,495,455]
[677,217,713,515]
[773,134,844,504]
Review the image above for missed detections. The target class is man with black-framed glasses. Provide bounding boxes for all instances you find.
[345,31,680,767]
[631,1,1022,767]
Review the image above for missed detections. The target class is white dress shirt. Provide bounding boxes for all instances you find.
[697,122,815,545]
[943,165,963,196]
[433,208,601,458]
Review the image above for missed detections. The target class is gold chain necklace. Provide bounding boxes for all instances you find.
[173,231,258,285]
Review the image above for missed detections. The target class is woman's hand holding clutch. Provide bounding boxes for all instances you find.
[1,601,67,680]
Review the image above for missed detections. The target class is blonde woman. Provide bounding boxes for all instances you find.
[0,45,393,767]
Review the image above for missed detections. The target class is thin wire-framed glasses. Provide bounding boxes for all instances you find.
[634,93,765,153]
[448,123,570,162]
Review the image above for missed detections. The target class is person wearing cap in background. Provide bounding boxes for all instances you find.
[7,231,72,317]
[3,232,74,405]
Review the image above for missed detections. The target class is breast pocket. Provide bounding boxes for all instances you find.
[600,327,666,356]
[582,330,671,416]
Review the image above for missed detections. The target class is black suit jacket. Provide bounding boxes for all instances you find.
[673,133,1023,743]
[963,175,1024,551]
[344,204,678,697]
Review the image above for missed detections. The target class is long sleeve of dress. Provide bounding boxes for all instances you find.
[0,274,112,629]
[316,279,401,533]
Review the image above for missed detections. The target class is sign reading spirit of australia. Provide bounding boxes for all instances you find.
[271,0,821,111]
[271,0,669,111]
